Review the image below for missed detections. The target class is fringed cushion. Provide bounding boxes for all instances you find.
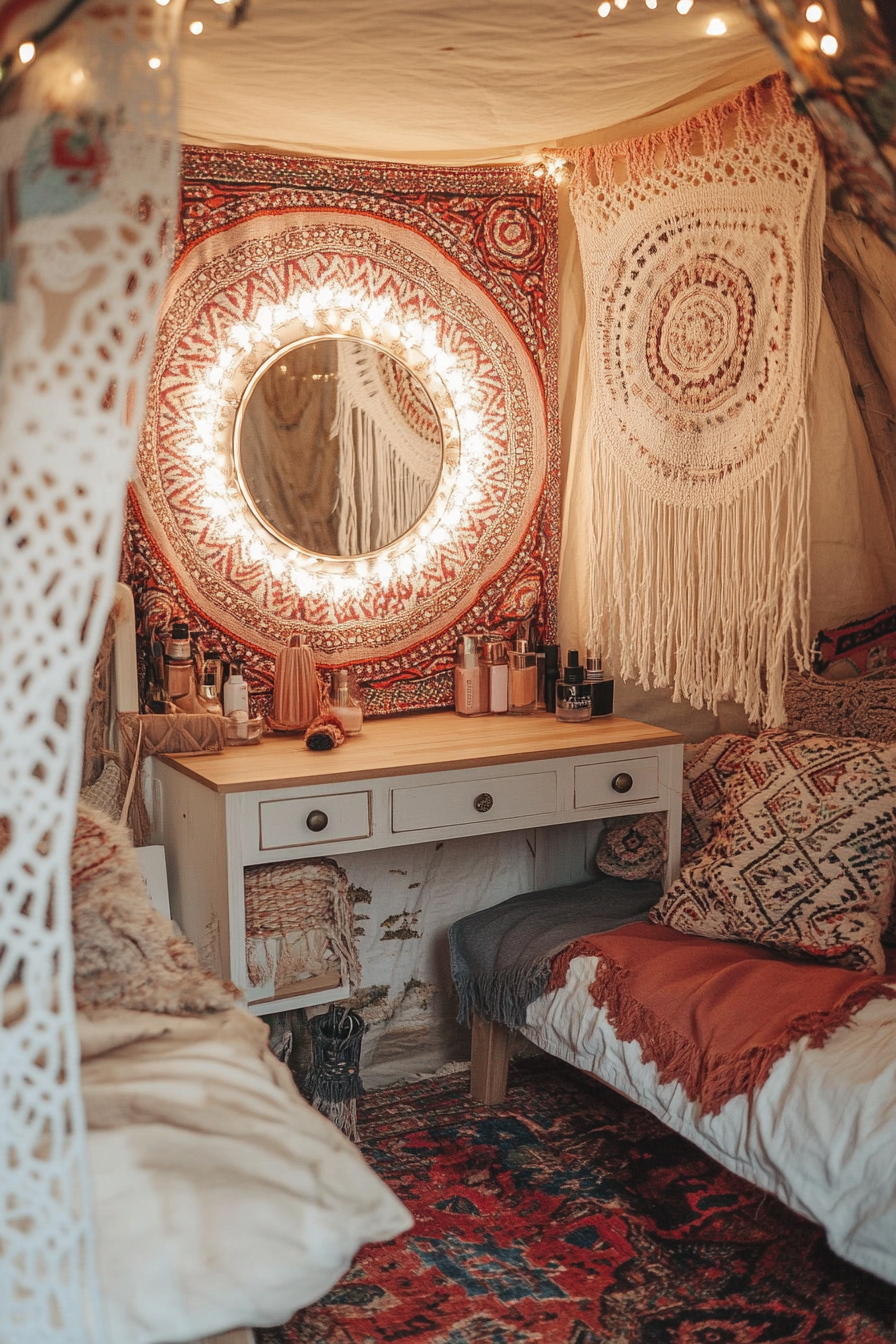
[650,730,896,973]
[72,804,237,1013]
[596,734,754,881]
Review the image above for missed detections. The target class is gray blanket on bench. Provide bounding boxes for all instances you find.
[448,877,661,1030]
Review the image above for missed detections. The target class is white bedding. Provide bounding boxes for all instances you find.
[80,1007,411,1343]
[522,953,896,1286]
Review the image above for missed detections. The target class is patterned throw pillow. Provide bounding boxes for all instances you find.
[596,734,754,881]
[784,668,896,743]
[650,731,896,972]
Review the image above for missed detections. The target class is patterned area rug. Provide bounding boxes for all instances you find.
[262,1058,895,1344]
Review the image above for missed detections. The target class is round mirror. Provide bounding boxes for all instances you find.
[235,336,444,559]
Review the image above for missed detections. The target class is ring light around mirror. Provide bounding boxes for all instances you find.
[235,336,445,560]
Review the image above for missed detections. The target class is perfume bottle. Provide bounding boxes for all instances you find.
[164,620,193,700]
[479,637,509,714]
[331,669,363,735]
[543,644,560,713]
[455,635,488,716]
[197,668,223,715]
[508,639,537,715]
[555,650,592,722]
[585,648,614,717]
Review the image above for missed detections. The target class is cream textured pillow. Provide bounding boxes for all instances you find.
[72,803,237,1014]
[650,731,896,972]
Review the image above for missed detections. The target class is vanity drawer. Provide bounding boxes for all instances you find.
[392,770,557,834]
[575,757,659,809]
[258,791,371,850]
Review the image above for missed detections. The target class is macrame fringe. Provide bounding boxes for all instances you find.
[587,415,812,726]
[548,940,896,1116]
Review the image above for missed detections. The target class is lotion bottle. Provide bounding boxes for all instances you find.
[455,635,488,716]
[223,662,249,716]
[479,637,509,714]
[508,639,537,715]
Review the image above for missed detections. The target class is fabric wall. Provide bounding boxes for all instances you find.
[557,181,896,738]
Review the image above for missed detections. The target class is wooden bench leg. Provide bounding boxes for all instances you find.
[470,1014,512,1105]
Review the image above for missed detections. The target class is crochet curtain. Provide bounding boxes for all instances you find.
[0,1,182,1338]
[568,75,824,726]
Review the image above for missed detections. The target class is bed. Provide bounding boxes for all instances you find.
[466,688,896,1289]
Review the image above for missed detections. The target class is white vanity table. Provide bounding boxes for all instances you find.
[152,711,683,1016]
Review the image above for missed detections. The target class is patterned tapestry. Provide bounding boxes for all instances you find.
[568,75,824,727]
[124,150,559,717]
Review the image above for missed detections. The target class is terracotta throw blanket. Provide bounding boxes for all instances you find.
[549,922,896,1115]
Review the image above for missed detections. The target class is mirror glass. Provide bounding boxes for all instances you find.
[235,336,444,558]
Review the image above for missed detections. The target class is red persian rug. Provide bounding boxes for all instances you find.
[261,1057,895,1344]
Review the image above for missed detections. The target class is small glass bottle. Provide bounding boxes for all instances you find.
[508,639,538,715]
[556,650,592,723]
[543,644,560,714]
[331,669,363,735]
[585,648,615,717]
[164,620,193,700]
[479,637,509,714]
[198,668,223,715]
[455,635,488,716]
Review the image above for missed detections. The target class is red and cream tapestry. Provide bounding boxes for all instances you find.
[569,74,823,726]
[125,150,559,716]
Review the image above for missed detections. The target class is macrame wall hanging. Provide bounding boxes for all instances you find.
[568,74,824,725]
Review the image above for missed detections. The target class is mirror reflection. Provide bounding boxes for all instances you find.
[236,337,444,558]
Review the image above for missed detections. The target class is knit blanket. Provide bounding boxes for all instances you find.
[549,921,896,1114]
[449,877,661,1029]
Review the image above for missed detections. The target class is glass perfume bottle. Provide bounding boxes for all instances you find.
[331,669,363,735]
[585,647,614,717]
[555,650,592,722]
[508,639,537,715]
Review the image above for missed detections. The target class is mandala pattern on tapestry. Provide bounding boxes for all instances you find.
[126,152,559,717]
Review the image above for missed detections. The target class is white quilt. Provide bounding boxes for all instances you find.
[80,1007,411,1343]
[522,953,896,1286]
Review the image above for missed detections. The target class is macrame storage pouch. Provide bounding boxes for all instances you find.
[568,74,824,725]
[244,857,361,1002]
[271,635,318,732]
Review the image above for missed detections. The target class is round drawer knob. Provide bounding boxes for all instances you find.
[474,792,494,814]
[306,809,329,832]
[611,772,634,794]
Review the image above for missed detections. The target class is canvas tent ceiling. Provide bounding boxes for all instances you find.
[179,0,779,163]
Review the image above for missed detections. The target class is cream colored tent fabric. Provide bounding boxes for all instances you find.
[179,0,776,164]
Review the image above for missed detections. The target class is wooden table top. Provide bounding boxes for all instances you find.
[157,710,683,794]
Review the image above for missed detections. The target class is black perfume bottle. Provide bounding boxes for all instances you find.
[585,648,614,717]
[555,650,592,722]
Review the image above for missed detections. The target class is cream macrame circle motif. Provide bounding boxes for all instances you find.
[647,255,756,412]
[135,211,546,662]
[599,207,796,508]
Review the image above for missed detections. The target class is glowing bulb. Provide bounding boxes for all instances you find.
[155,0,171,5]
[706,16,727,33]
[18,41,35,62]
[676,0,693,11]
[598,2,611,14]
[805,3,823,19]
[614,0,628,7]
[819,32,838,54]
[645,0,657,7]
[71,67,85,84]
[148,55,162,69]
[189,19,203,33]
